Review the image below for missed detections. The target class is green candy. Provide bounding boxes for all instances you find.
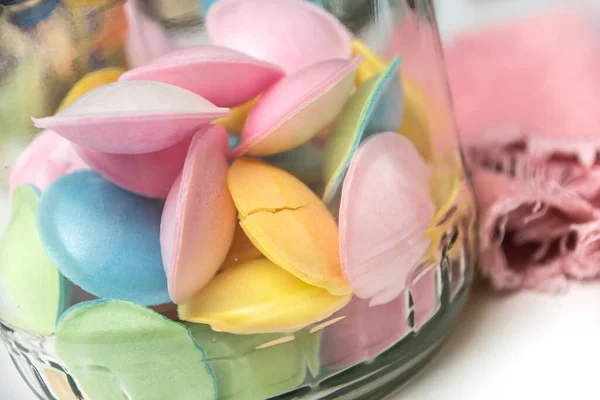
[322,57,402,205]
[0,184,72,335]
[56,300,216,400]
[188,323,322,400]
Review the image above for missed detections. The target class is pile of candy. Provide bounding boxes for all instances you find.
[0,1,465,399]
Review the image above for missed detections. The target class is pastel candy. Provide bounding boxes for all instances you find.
[339,133,433,306]
[74,137,191,199]
[266,141,325,188]
[228,134,241,152]
[216,97,259,135]
[57,67,125,112]
[322,57,403,205]
[221,223,262,269]
[207,0,352,73]
[227,158,350,295]
[120,46,285,108]
[179,258,351,334]
[232,57,361,157]
[56,300,216,400]
[400,76,433,162]
[160,126,236,304]
[10,130,88,193]
[352,39,387,86]
[33,80,229,154]
[36,171,170,306]
[321,295,410,370]
[124,0,175,68]
[0,185,72,335]
[188,323,321,399]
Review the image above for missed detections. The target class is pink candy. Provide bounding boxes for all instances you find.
[120,46,285,108]
[233,57,361,157]
[10,130,88,193]
[207,0,352,73]
[160,126,236,304]
[33,81,229,154]
[339,133,433,306]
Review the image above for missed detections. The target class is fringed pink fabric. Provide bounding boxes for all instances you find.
[445,5,600,292]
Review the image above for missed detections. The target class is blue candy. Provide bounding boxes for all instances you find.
[37,170,170,306]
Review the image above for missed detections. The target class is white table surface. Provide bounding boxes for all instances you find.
[3,0,600,399]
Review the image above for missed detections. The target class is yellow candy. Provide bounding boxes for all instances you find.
[221,223,263,269]
[215,97,259,136]
[400,76,433,161]
[352,39,387,86]
[179,258,351,334]
[424,166,467,262]
[228,158,351,295]
[57,67,125,112]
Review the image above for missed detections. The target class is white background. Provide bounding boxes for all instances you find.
[3,0,600,399]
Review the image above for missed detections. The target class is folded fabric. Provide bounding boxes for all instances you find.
[469,148,600,292]
[445,5,600,292]
[446,6,600,166]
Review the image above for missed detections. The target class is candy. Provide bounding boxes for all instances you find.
[352,39,387,86]
[227,158,350,295]
[0,185,72,335]
[322,57,403,205]
[233,57,361,157]
[33,80,229,154]
[216,97,259,135]
[179,258,351,334]
[74,137,191,199]
[124,0,175,68]
[400,76,433,161]
[57,67,125,112]
[321,295,410,370]
[221,223,262,269]
[56,300,216,400]
[120,46,285,108]
[266,141,325,189]
[160,127,236,304]
[9,130,88,193]
[188,323,321,399]
[36,171,169,306]
[206,0,352,73]
[339,133,433,306]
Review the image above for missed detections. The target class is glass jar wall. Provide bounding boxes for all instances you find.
[0,1,477,399]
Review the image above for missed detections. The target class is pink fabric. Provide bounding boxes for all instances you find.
[469,149,600,293]
[446,6,600,166]
[444,5,600,292]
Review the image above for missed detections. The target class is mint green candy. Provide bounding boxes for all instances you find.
[0,184,72,335]
[188,323,321,400]
[56,300,216,400]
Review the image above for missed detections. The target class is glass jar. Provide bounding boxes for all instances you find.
[0,1,477,399]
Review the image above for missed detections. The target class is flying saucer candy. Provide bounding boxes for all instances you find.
[206,0,352,73]
[120,46,284,108]
[227,158,351,295]
[160,126,236,304]
[0,185,73,335]
[179,258,351,334]
[56,300,216,400]
[339,133,433,306]
[36,171,169,306]
[322,56,402,205]
[33,80,229,154]
[232,57,361,157]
